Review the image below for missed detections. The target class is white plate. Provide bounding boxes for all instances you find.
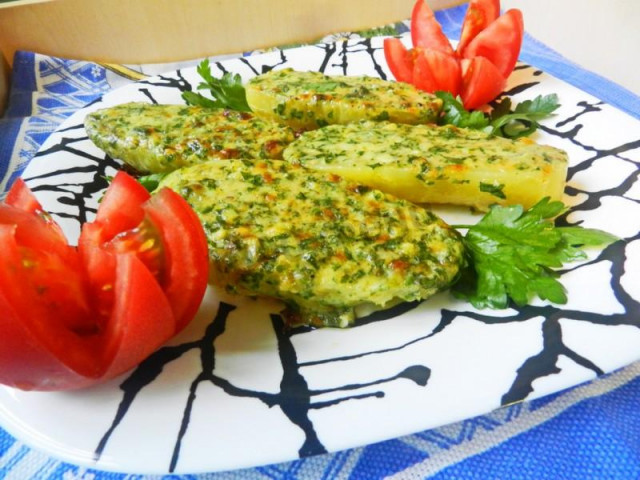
[1,35,640,475]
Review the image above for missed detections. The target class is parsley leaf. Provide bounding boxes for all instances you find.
[137,172,169,192]
[182,59,251,112]
[452,198,619,309]
[489,94,561,138]
[435,91,561,139]
[435,92,490,130]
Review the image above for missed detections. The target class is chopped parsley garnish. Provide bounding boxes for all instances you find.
[479,182,506,199]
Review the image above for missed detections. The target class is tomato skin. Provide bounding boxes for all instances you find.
[460,56,507,110]
[411,0,455,55]
[461,9,524,80]
[412,48,462,96]
[456,0,500,55]
[383,38,414,84]
[143,187,210,332]
[5,178,43,214]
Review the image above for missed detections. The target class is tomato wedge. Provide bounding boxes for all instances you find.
[383,37,414,84]
[143,188,209,331]
[412,48,462,96]
[461,9,524,79]
[411,0,455,55]
[5,178,44,214]
[80,172,209,331]
[5,178,70,250]
[0,172,209,391]
[93,169,150,238]
[384,0,524,110]
[456,0,500,55]
[460,56,507,110]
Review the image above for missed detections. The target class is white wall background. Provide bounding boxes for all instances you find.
[501,0,639,96]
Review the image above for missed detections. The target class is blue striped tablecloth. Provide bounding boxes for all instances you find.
[1,4,639,479]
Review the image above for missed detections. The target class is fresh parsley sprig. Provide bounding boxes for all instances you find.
[451,198,618,309]
[435,91,561,139]
[182,59,251,112]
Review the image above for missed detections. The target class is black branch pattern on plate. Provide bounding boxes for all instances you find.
[20,41,640,471]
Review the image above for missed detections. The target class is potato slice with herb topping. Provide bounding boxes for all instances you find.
[159,159,464,328]
[84,102,295,173]
[283,121,569,210]
[245,68,442,130]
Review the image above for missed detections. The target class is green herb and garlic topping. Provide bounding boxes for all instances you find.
[84,102,295,174]
[283,120,568,211]
[159,159,465,327]
[245,68,442,130]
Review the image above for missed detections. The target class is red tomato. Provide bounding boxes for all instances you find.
[0,172,209,391]
[143,188,210,331]
[80,172,209,331]
[460,9,524,80]
[410,0,455,56]
[383,37,414,84]
[460,56,507,110]
[5,178,69,248]
[384,0,524,110]
[456,0,500,55]
[5,178,44,214]
[93,170,150,238]
[412,48,462,96]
